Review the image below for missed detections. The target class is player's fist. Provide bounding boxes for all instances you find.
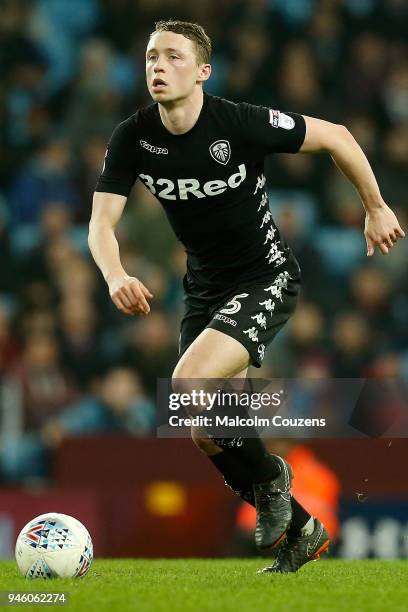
[107,273,153,315]
[364,203,405,256]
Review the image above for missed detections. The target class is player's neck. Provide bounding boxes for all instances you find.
[158,89,204,135]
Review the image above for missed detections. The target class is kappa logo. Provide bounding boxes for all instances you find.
[214,313,237,327]
[209,140,231,165]
[140,139,168,154]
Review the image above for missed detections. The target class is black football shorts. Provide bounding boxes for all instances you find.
[179,270,300,368]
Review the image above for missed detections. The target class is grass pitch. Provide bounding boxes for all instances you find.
[1,559,407,612]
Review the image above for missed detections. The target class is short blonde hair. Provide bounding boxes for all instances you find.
[152,20,212,65]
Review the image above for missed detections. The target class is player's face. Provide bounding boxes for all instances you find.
[146,31,208,103]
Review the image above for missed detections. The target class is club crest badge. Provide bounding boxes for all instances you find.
[209,140,231,165]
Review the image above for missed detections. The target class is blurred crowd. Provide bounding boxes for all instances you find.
[0,0,408,483]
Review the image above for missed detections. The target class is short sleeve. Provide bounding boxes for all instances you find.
[95,116,139,197]
[235,103,306,156]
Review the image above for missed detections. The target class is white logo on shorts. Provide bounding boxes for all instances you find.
[254,174,266,195]
[260,210,272,228]
[243,327,259,342]
[251,312,267,329]
[258,192,268,211]
[259,298,275,316]
[264,271,290,300]
[214,314,237,327]
[258,344,266,360]
[209,140,231,165]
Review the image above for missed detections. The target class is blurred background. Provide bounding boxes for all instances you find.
[1,0,408,560]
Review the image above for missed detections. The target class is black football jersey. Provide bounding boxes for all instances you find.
[95,93,306,297]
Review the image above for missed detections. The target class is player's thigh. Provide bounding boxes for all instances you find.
[173,328,251,380]
[176,298,249,412]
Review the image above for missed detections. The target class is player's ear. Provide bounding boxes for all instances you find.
[197,63,211,83]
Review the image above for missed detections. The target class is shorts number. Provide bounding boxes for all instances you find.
[219,293,249,315]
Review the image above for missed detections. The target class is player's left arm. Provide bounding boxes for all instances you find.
[299,115,405,256]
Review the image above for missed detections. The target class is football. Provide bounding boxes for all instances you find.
[15,512,93,579]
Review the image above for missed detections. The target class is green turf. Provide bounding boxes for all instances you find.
[1,559,407,612]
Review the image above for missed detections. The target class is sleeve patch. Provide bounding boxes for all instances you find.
[269,109,295,130]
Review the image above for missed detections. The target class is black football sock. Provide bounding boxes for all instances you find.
[208,449,254,493]
[204,393,281,483]
[286,497,313,536]
[223,437,282,483]
[207,443,278,492]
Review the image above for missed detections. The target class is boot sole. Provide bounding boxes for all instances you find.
[312,538,330,560]
[258,529,288,550]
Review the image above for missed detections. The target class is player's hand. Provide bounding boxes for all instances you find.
[108,274,154,315]
[364,203,405,256]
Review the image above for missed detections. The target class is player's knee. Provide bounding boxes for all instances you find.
[172,361,221,418]
[171,368,192,397]
[172,361,207,382]
[172,362,212,400]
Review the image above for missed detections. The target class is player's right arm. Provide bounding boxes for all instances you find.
[88,192,153,315]
[89,116,153,316]
[299,115,405,256]
[232,101,404,256]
